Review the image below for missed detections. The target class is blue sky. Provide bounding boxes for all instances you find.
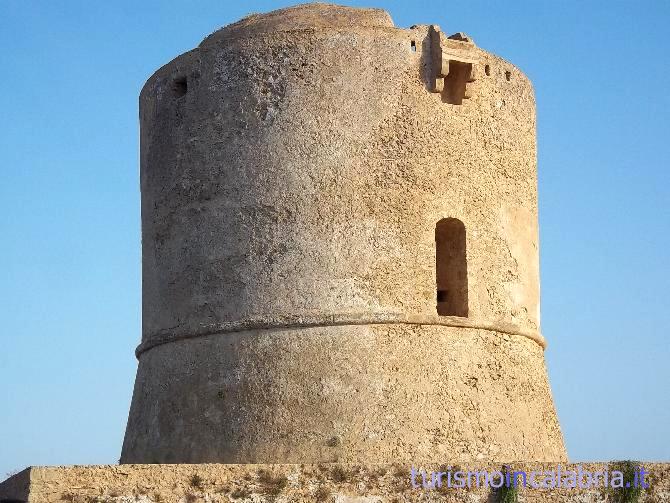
[0,0,668,476]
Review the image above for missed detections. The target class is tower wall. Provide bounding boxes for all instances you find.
[121,4,566,463]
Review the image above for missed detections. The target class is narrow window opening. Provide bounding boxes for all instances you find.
[435,218,468,317]
[410,40,417,52]
[484,64,491,76]
[505,70,511,81]
[172,76,188,97]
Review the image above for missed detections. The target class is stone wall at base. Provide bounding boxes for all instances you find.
[2,463,669,503]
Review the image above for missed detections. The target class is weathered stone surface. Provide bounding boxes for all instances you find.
[2,463,668,502]
[122,2,566,463]
[123,327,563,464]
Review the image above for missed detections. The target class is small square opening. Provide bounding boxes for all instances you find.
[172,76,188,98]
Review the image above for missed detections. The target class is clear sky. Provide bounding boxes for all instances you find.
[1,0,668,477]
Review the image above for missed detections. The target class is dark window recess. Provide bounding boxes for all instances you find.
[410,40,417,52]
[172,76,188,97]
[435,218,468,317]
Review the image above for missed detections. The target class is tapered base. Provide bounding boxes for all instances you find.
[121,324,566,463]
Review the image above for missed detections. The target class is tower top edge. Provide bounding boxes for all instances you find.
[204,3,395,43]
[212,2,394,35]
[139,3,534,99]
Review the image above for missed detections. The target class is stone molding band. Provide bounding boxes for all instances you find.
[136,313,546,357]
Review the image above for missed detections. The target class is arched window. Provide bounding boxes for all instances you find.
[435,218,468,317]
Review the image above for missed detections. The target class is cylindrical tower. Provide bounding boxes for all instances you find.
[121,3,566,463]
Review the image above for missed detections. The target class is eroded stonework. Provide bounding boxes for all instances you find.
[3,463,668,503]
[121,3,566,463]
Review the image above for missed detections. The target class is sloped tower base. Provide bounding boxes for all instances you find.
[122,325,564,463]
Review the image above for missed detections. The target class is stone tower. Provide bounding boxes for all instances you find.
[121,3,566,464]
